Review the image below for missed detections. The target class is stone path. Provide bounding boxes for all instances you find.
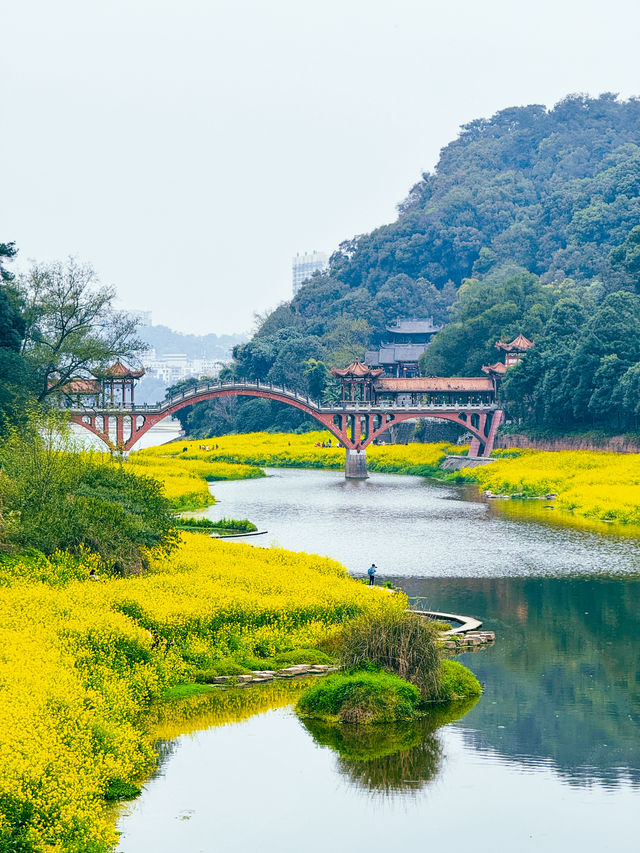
[208,664,336,686]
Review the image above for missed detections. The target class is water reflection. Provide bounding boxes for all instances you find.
[301,699,477,794]
[402,575,640,788]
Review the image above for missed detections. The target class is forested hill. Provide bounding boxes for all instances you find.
[179,94,640,436]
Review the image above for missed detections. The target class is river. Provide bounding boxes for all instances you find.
[117,469,640,852]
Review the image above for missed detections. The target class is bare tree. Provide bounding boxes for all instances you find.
[18,257,147,401]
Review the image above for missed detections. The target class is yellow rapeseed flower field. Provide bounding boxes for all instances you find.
[127,452,264,510]
[137,431,458,477]
[457,449,640,525]
[0,534,404,851]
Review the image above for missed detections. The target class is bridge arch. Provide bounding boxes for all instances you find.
[67,381,503,472]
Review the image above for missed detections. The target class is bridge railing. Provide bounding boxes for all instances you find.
[63,378,497,415]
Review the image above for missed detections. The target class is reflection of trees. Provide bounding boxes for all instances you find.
[402,575,640,788]
[300,699,478,794]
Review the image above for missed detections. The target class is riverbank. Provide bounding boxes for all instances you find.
[452,449,640,526]
[133,432,459,478]
[0,534,405,852]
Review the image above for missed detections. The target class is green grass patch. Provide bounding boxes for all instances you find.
[174,517,258,533]
[162,683,215,700]
[297,670,421,724]
[103,778,141,802]
[435,659,482,702]
[240,648,334,671]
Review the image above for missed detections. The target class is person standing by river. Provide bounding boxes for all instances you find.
[367,563,377,586]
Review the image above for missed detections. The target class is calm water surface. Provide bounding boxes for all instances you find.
[117,469,640,852]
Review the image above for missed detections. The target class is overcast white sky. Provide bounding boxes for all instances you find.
[2,0,639,335]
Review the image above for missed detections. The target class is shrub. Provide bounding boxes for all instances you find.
[339,611,441,699]
[297,670,420,723]
[0,418,177,574]
[436,659,482,701]
[238,648,333,671]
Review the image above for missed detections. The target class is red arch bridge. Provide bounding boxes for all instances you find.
[66,379,503,478]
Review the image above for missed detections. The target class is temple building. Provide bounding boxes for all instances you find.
[365,317,443,377]
[482,334,534,389]
[495,334,534,366]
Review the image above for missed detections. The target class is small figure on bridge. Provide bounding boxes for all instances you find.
[367,563,377,586]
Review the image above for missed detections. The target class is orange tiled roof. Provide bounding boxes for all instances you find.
[374,377,494,393]
[94,359,145,379]
[63,378,102,394]
[331,361,384,379]
[495,334,534,352]
[482,362,508,375]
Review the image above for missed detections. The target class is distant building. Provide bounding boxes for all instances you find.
[292,251,328,296]
[144,351,224,385]
[365,318,443,377]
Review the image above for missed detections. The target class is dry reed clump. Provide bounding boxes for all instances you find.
[338,611,441,699]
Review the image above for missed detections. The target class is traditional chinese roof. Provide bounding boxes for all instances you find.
[365,344,429,366]
[482,362,508,376]
[330,361,384,379]
[63,378,102,395]
[385,318,442,335]
[93,359,145,379]
[374,377,494,393]
[495,334,534,353]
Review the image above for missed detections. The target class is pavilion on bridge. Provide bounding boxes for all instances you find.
[61,360,145,408]
[330,360,496,407]
[331,361,383,402]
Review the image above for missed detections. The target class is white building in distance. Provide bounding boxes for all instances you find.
[144,350,224,384]
[292,251,328,296]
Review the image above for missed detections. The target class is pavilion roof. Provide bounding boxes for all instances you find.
[374,377,494,393]
[63,378,103,395]
[330,361,384,379]
[495,334,534,352]
[482,362,508,376]
[93,359,145,379]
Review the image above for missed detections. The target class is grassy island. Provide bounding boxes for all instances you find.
[297,611,482,725]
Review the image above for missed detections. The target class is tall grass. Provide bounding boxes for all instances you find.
[338,611,441,699]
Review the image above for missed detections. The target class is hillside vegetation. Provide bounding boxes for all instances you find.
[170,94,640,437]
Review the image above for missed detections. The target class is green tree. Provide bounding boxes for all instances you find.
[610,225,640,290]
[17,258,146,402]
[0,243,17,282]
[0,246,36,432]
[304,358,329,400]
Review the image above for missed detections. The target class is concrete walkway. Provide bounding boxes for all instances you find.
[411,608,482,636]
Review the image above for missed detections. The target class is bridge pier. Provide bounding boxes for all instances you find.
[345,448,368,479]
